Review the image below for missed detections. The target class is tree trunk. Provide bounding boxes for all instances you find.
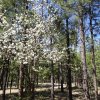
[79,16,90,100]
[51,60,54,100]
[89,4,98,100]
[17,70,19,89]
[2,59,9,100]
[0,66,4,90]
[60,62,64,92]
[58,63,60,89]
[2,72,7,100]
[66,18,73,100]
[30,59,35,100]
[24,64,31,95]
[19,62,24,100]
[10,78,13,94]
[6,70,10,89]
[31,70,35,100]
[36,73,38,86]
[50,36,54,100]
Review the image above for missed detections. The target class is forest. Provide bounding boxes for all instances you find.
[0,0,100,100]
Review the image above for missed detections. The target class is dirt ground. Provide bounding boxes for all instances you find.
[0,83,100,100]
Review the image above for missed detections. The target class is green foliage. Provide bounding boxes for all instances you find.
[86,45,100,80]
[95,46,100,80]
[39,67,50,81]
[0,0,99,99]
[1,0,15,9]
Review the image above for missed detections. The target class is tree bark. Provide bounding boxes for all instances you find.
[79,16,90,100]
[24,64,31,95]
[0,66,4,90]
[19,62,24,100]
[10,78,13,94]
[89,4,98,100]
[51,60,54,100]
[66,18,73,100]
[60,62,64,92]
[30,59,35,100]
[2,58,9,100]
[50,36,54,100]
[57,64,60,89]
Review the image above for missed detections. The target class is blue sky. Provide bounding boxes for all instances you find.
[29,0,100,40]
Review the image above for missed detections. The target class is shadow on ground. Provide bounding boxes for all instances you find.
[0,85,100,100]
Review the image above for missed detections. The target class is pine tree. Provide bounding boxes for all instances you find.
[89,0,98,99]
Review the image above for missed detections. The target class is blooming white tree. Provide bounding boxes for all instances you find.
[0,1,67,100]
